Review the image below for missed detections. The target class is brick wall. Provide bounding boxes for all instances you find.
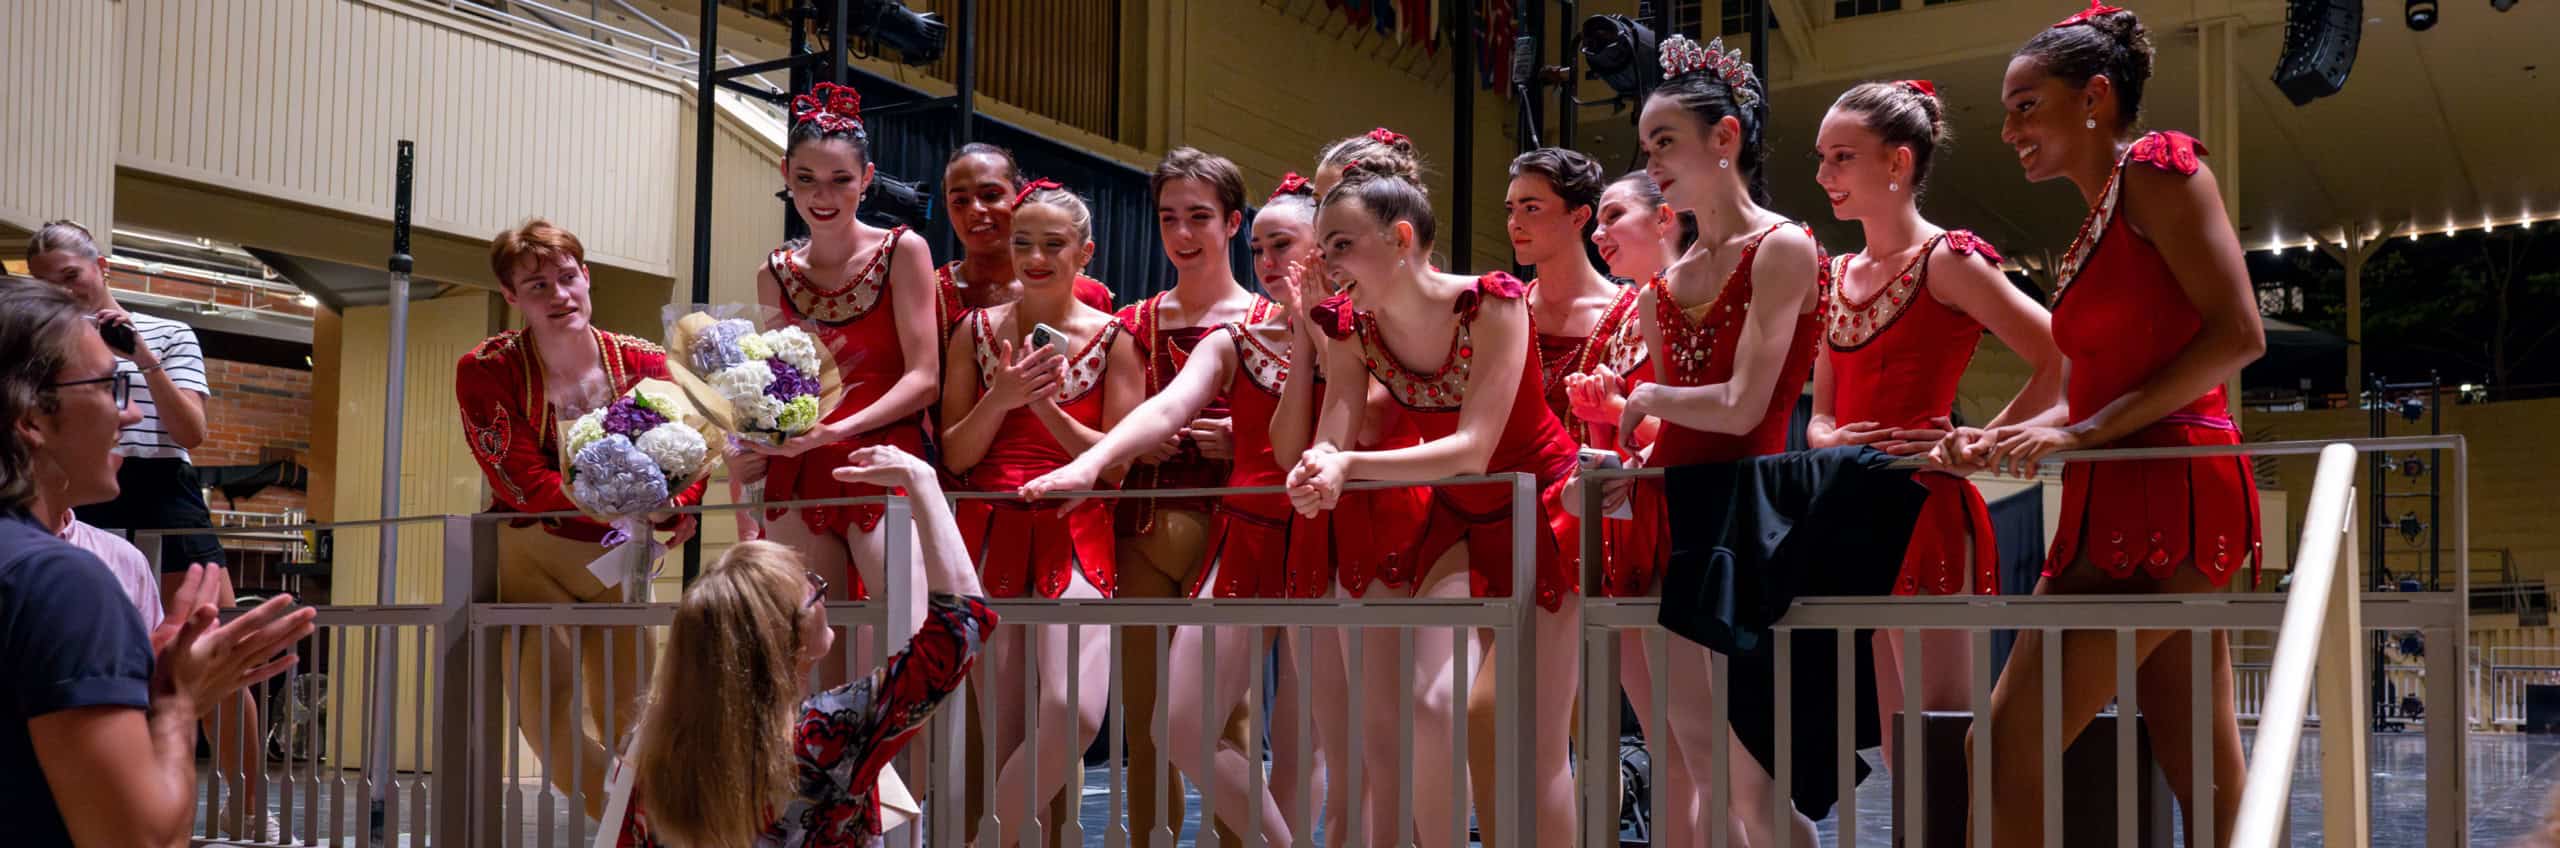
[196,358,313,515]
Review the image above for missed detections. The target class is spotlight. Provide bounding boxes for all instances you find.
[2273,0,2363,105]
[2399,454,2429,479]
[2396,511,2427,544]
[2397,394,2426,422]
[2491,0,2517,11]
[823,0,949,67]
[2406,0,2438,29]
[1578,14,1660,105]
[858,173,934,231]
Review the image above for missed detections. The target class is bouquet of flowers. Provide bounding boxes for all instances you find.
[559,378,715,520]
[664,306,844,448]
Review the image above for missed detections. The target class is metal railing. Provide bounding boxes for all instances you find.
[120,436,2468,846]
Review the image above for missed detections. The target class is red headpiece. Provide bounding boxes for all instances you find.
[1270,172,1314,202]
[1365,127,1409,148]
[1011,177,1065,208]
[1899,79,1938,98]
[2051,0,2126,28]
[790,82,864,135]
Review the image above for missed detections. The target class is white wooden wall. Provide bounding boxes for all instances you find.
[1,0,118,248]
[113,0,687,275]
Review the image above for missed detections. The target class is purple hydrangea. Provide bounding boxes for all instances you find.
[570,434,670,516]
[601,396,669,437]
[687,318,757,374]
[765,357,821,401]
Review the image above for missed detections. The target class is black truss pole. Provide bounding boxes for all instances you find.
[1454,0,1475,274]
[684,0,719,584]
[955,0,977,148]
[1558,0,1579,151]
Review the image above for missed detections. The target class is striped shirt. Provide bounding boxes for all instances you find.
[118,312,210,461]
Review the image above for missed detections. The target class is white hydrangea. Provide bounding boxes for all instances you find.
[566,409,609,456]
[634,422,709,479]
[733,393,786,432]
[737,332,775,361]
[763,326,824,379]
[709,359,775,405]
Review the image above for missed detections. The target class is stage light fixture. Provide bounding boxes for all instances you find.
[822,0,949,67]
[2274,0,2363,105]
[2491,0,2517,12]
[2406,0,2438,30]
[1578,14,1661,105]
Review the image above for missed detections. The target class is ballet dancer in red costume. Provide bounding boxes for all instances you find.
[938,181,1142,848]
[1287,161,1584,847]
[1019,173,1341,846]
[1809,79,2064,767]
[1942,4,2262,844]
[1602,33,1828,847]
[736,84,941,686]
[936,142,1114,342]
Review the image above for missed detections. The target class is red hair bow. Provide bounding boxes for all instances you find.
[1365,127,1408,147]
[2051,0,2125,28]
[791,82,864,134]
[1011,177,1065,208]
[1900,79,1937,97]
[1270,172,1313,202]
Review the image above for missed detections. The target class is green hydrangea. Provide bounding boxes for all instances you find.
[738,333,775,361]
[775,394,821,433]
[566,413,607,457]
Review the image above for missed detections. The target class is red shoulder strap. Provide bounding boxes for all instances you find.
[2127,131,2207,177]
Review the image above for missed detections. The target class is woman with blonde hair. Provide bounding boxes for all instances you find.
[610,445,993,847]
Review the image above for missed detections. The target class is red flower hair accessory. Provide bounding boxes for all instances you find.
[791,82,864,134]
[1899,79,1938,98]
[1011,177,1065,208]
[2051,0,2126,28]
[1365,127,1409,148]
[1270,172,1314,202]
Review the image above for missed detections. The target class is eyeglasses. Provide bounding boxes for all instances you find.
[47,374,131,410]
[803,569,829,609]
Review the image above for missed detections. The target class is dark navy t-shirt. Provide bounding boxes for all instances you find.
[0,506,153,847]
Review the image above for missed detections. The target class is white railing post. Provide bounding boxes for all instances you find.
[2232,443,2361,848]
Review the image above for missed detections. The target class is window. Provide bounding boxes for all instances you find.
[1833,0,1903,20]
[1664,0,1774,40]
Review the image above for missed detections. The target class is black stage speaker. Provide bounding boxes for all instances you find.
[2274,0,2364,104]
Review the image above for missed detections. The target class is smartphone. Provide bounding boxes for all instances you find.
[1575,447,1635,520]
[95,314,138,356]
[1028,322,1063,351]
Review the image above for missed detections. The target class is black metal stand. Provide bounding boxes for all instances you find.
[2365,371,2443,731]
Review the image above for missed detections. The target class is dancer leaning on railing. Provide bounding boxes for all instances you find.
[938,180,1139,848]
[1287,157,1586,847]
[1808,79,2066,770]
[1936,3,2267,845]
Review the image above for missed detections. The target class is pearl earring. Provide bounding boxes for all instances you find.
[2085,116,2098,130]
[1717,158,1731,170]
[1888,181,1901,193]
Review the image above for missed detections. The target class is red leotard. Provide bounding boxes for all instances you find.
[2045,131,2261,585]
[1117,293,1260,536]
[1542,285,1660,597]
[1315,272,1579,611]
[1616,224,1827,597]
[1825,231,2005,596]
[1193,304,1331,598]
[952,309,1122,598]
[762,232,934,565]
[1286,365,1433,598]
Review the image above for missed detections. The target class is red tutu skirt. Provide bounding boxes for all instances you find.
[1405,475,1577,611]
[765,418,931,538]
[1895,473,2001,596]
[957,497,1117,598]
[1193,498,1329,599]
[2048,417,2262,587]
[1290,483,1432,598]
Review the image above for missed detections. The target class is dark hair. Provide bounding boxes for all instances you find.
[1646,51,1774,207]
[1510,148,1607,241]
[785,83,871,164]
[1319,129,1424,183]
[1322,166,1436,253]
[0,277,90,509]
[1151,147,1248,216]
[1832,81,1951,193]
[946,142,1022,189]
[2016,10,2155,132]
